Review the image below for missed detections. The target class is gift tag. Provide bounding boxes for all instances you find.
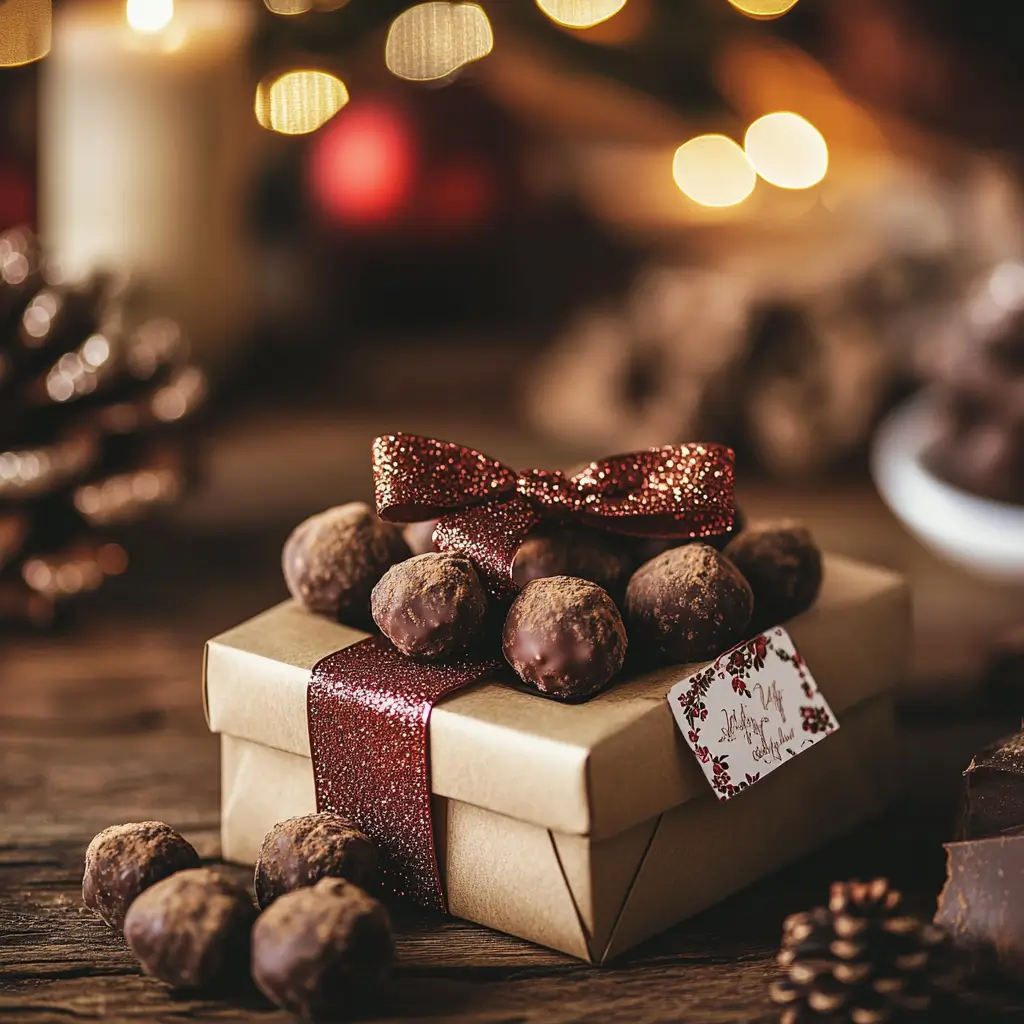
[667,627,837,801]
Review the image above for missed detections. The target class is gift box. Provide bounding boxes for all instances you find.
[204,552,908,963]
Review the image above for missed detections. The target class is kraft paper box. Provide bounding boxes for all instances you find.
[204,554,909,963]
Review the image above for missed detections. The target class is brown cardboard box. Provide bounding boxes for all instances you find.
[205,554,908,962]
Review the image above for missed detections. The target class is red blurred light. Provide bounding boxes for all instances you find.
[308,101,416,226]
[427,159,494,230]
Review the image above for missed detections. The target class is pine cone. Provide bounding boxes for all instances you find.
[770,878,958,1023]
[0,227,206,627]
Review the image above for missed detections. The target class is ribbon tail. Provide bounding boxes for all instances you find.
[308,636,501,912]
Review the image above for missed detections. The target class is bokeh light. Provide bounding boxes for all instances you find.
[535,0,628,28]
[726,0,799,19]
[308,100,416,225]
[385,3,493,82]
[744,111,828,189]
[0,0,51,67]
[125,0,174,34]
[672,135,756,208]
[263,0,349,13]
[255,70,349,135]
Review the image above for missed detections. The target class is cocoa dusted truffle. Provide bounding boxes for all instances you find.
[627,508,747,564]
[282,502,409,626]
[255,813,378,910]
[82,821,200,930]
[512,526,633,600]
[251,877,394,1019]
[503,576,627,701]
[124,868,256,990]
[371,552,487,660]
[626,543,753,665]
[724,521,822,632]
[402,518,438,556]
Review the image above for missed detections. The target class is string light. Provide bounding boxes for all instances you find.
[672,135,755,208]
[125,0,174,34]
[744,112,828,189]
[255,70,350,135]
[726,0,799,19]
[535,0,628,28]
[385,3,493,82]
[0,0,51,66]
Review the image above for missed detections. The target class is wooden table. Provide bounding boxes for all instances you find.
[1,506,1023,1022]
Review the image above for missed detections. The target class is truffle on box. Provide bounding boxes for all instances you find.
[204,554,908,963]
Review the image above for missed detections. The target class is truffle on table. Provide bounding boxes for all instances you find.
[124,867,257,990]
[282,502,409,626]
[255,813,378,910]
[625,543,753,665]
[82,821,200,930]
[371,552,487,660]
[251,877,394,1020]
[512,526,634,601]
[503,576,627,701]
[723,521,822,633]
[957,731,1024,840]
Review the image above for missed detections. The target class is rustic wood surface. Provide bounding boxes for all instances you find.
[1,504,1023,1022]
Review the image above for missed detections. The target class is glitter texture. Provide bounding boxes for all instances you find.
[309,636,501,912]
[308,433,738,912]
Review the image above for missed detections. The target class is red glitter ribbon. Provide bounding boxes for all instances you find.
[309,434,736,912]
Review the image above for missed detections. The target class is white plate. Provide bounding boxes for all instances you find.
[871,392,1024,582]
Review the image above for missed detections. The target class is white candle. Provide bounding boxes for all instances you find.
[40,0,257,373]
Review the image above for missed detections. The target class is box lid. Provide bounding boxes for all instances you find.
[204,554,909,839]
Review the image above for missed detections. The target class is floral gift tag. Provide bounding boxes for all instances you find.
[666,627,838,801]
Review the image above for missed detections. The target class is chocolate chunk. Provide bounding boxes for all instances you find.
[958,731,1024,840]
[625,543,753,665]
[503,576,627,701]
[251,877,394,1019]
[371,552,487,660]
[255,813,378,910]
[282,502,410,626]
[512,526,633,601]
[402,518,438,556]
[723,521,822,633]
[936,834,1024,981]
[82,821,200,930]
[124,868,256,990]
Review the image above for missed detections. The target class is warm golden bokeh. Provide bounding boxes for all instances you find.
[0,0,51,66]
[535,0,629,29]
[725,0,799,19]
[744,111,828,189]
[125,0,174,34]
[255,69,350,135]
[672,134,756,208]
[385,2,493,82]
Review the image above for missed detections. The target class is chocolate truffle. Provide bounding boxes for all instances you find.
[82,821,200,930]
[282,502,409,626]
[251,877,394,1019]
[627,508,747,564]
[371,552,487,660]
[124,868,256,990]
[625,543,753,665]
[402,518,438,556]
[512,526,633,600]
[255,813,378,910]
[503,576,627,701]
[724,521,822,633]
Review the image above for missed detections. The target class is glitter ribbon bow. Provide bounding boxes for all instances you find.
[372,433,737,596]
[309,433,737,915]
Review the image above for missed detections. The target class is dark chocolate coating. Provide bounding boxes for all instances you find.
[512,526,633,601]
[627,508,747,564]
[958,731,1024,840]
[625,543,753,665]
[82,821,200,930]
[503,576,627,701]
[402,519,438,556]
[124,868,256,990]
[723,521,822,633]
[371,552,487,659]
[282,502,410,626]
[251,877,394,1019]
[255,813,378,910]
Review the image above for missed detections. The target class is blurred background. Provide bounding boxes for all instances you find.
[0,0,1021,768]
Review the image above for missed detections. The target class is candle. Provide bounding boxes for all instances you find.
[40,0,257,374]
